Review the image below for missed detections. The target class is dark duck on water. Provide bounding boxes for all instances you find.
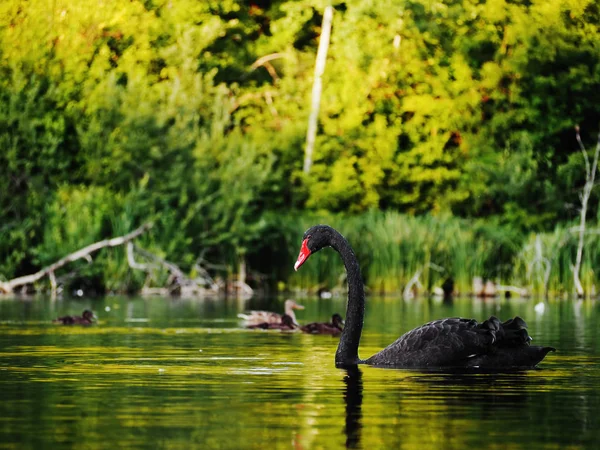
[53,309,97,325]
[300,313,345,335]
[294,225,555,369]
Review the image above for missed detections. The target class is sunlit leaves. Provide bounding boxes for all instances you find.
[0,0,599,289]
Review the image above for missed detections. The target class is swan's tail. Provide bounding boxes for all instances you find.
[475,316,556,368]
[467,344,556,369]
[501,316,532,345]
[480,316,533,346]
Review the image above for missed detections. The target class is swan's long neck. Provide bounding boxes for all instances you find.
[331,232,365,366]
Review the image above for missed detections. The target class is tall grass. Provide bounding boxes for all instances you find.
[272,211,523,294]
[274,211,600,297]
[514,226,600,296]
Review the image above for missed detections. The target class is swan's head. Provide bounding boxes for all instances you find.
[294,225,335,271]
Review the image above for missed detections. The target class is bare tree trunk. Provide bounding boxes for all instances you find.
[238,254,247,300]
[573,128,600,297]
[303,6,333,174]
[0,223,152,294]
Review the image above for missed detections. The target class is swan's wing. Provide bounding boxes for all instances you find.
[366,317,530,368]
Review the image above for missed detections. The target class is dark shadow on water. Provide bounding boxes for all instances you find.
[374,365,546,375]
[342,365,363,449]
[339,365,539,448]
[380,366,535,408]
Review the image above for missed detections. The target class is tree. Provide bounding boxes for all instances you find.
[572,127,600,297]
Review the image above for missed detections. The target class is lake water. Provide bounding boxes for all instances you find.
[0,295,599,449]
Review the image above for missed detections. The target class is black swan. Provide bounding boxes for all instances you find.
[294,225,555,369]
[53,309,97,325]
[238,299,304,325]
[300,313,345,335]
[246,314,297,331]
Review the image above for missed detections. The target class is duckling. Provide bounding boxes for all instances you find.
[53,309,97,325]
[300,313,345,335]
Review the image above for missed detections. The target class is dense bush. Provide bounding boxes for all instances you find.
[0,0,599,295]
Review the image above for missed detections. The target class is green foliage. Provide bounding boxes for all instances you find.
[33,186,119,264]
[0,0,599,294]
[0,69,79,279]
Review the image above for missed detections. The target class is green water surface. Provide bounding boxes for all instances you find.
[0,295,599,449]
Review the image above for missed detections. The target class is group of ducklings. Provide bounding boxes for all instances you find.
[54,300,344,335]
[238,299,344,335]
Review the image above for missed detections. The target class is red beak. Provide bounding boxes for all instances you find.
[294,239,311,271]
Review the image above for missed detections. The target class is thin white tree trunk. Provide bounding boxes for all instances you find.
[573,128,600,297]
[238,255,247,300]
[303,6,333,174]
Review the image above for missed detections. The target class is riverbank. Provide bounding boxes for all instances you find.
[2,211,599,299]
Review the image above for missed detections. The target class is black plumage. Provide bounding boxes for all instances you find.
[365,316,553,369]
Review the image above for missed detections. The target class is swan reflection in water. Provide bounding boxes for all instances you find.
[342,365,363,449]
[339,366,535,449]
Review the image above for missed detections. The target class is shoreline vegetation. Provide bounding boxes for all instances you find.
[1,1,599,299]
[2,210,600,299]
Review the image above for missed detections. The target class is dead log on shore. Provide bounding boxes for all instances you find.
[127,243,234,297]
[0,223,153,296]
[403,262,445,299]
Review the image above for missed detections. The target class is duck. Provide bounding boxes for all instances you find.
[53,309,97,325]
[294,225,555,369]
[238,299,304,326]
[245,314,297,331]
[300,313,345,335]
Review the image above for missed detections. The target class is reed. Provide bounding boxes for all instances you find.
[275,211,522,295]
[278,211,600,297]
[511,225,600,296]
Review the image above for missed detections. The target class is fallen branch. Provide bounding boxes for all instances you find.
[250,53,285,70]
[0,223,153,295]
[130,244,186,280]
[403,263,445,299]
[250,53,286,82]
[128,244,222,296]
[403,268,423,300]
